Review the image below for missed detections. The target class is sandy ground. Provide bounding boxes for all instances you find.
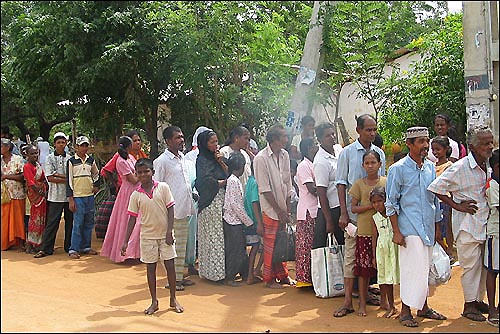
[1,222,498,333]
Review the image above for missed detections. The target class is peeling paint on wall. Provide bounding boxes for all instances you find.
[466,103,491,129]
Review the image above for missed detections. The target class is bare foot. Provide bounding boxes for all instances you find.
[266,281,284,289]
[170,297,184,313]
[383,306,398,318]
[144,300,159,315]
[379,302,389,311]
[358,306,367,317]
[246,276,263,285]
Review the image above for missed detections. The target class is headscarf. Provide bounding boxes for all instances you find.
[195,130,227,212]
[192,126,212,149]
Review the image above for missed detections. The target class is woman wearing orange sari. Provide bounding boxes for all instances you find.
[1,138,26,251]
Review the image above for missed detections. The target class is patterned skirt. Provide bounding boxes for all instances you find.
[295,210,315,284]
[354,235,377,278]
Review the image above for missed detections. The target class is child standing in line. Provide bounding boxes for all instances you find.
[349,150,387,316]
[67,136,101,259]
[485,149,499,327]
[23,144,48,254]
[223,152,254,287]
[244,162,264,284]
[431,136,454,260]
[121,158,183,315]
[370,186,399,318]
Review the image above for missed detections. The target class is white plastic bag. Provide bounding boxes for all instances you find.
[428,242,451,286]
[311,234,345,298]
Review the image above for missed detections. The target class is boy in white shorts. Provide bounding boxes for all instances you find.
[121,158,183,315]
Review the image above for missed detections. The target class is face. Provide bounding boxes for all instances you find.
[431,141,447,159]
[207,134,219,153]
[407,136,430,160]
[275,129,289,149]
[303,121,315,137]
[136,164,154,184]
[54,138,67,153]
[1,144,9,156]
[319,127,336,148]
[76,143,89,155]
[370,194,386,214]
[469,132,494,162]
[166,131,185,153]
[27,147,39,163]
[235,132,250,150]
[362,153,382,175]
[434,117,449,136]
[356,117,377,144]
[131,135,142,151]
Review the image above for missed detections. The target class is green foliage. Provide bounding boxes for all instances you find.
[379,13,465,145]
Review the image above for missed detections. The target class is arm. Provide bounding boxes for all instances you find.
[350,197,373,214]
[434,193,478,214]
[262,191,291,228]
[304,181,317,196]
[1,173,24,182]
[165,205,175,245]
[120,215,137,255]
[371,218,378,269]
[66,159,76,212]
[389,214,405,248]
[228,178,254,227]
[337,184,349,230]
[252,201,264,236]
[317,186,334,234]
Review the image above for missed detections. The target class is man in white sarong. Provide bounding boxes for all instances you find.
[385,126,447,327]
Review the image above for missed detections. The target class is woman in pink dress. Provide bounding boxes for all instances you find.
[100,136,141,263]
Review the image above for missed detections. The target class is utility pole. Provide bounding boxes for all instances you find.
[286,1,329,137]
[462,1,499,142]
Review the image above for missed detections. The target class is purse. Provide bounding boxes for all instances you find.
[272,222,296,264]
[311,234,345,298]
[1,181,11,205]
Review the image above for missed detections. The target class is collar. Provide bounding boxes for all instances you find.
[164,148,183,160]
[137,180,159,194]
[54,150,66,157]
[404,155,428,170]
[75,153,89,162]
[466,152,489,171]
[318,145,337,159]
[355,139,375,151]
[263,144,284,158]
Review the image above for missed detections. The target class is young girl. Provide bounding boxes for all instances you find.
[370,186,399,318]
[349,150,386,316]
[431,136,454,260]
[23,144,48,254]
[223,152,254,287]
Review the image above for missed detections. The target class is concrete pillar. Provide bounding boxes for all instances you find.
[463,1,499,144]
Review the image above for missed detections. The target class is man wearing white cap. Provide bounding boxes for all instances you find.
[35,132,73,258]
[385,126,446,327]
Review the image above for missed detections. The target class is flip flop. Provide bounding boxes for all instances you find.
[486,316,499,327]
[462,309,486,322]
[34,251,48,258]
[417,308,447,320]
[333,307,355,318]
[475,301,489,314]
[399,314,418,327]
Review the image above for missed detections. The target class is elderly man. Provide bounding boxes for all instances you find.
[386,126,446,327]
[253,123,295,289]
[428,125,494,322]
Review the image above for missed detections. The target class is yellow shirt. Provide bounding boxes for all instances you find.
[349,176,387,236]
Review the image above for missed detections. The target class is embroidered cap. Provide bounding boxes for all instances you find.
[76,135,90,146]
[406,126,429,140]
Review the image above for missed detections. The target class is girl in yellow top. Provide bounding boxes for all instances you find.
[431,136,454,258]
[349,150,387,316]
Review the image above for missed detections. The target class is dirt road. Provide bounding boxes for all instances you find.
[1,229,497,333]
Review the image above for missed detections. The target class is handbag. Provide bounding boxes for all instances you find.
[311,234,345,298]
[1,181,11,205]
[429,242,451,286]
[272,222,296,264]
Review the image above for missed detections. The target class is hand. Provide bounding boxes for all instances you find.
[69,200,76,213]
[338,213,350,230]
[214,150,223,162]
[120,243,128,256]
[277,211,291,228]
[325,218,334,234]
[455,199,478,215]
[256,223,264,236]
[392,231,406,248]
[166,231,174,245]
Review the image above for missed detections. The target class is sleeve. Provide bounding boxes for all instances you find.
[101,152,119,177]
[116,157,132,177]
[450,140,460,160]
[283,150,293,198]
[349,180,362,201]
[430,165,442,223]
[127,192,139,217]
[427,163,460,195]
[313,160,329,188]
[228,177,254,226]
[162,183,175,208]
[44,155,56,177]
[297,162,314,186]
[335,148,349,186]
[487,180,499,208]
[245,178,260,203]
[385,165,401,217]
[253,155,271,193]
[23,163,36,187]
[378,148,387,176]
[66,159,74,197]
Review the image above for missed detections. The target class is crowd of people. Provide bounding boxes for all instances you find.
[0,115,498,327]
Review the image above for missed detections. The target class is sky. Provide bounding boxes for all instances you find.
[448,1,463,13]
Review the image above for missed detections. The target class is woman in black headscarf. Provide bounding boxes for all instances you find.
[195,130,228,282]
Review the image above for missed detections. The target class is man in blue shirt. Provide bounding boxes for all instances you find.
[386,126,446,327]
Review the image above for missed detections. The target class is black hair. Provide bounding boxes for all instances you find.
[118,136,133,159]
[224,126,250,146]
[315,122,335,142]
[362,149,381,163]
[265,124,285,144]
[126,129,140,139]
[432,136,451,158]
[299,137,316,160]
[135,158,154,171]
[490,148,499,168]
[26,143,38,154]
[227,151,246,175]
[162,126,182,141]
[435,113,452,125]
[53,135,67,143]
[373,133,383,148]
[369,186,386,201]
[356,114,376,129]
[300,115,315,127]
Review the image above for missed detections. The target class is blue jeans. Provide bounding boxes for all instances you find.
[69,196,95,254]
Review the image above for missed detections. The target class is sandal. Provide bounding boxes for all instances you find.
[417,308,447,320]
[462,308,486,322]
[34,251,48,258]
[333,306,355,318]
[475,301,489,314]
[487,315,499,327]
[399,314,418,327]
[83,249,98,255]
[69,252,80,259]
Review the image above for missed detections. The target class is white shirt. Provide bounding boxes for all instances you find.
[223,174,253,226]
[313,144,343,209]
[153,149,194,219]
